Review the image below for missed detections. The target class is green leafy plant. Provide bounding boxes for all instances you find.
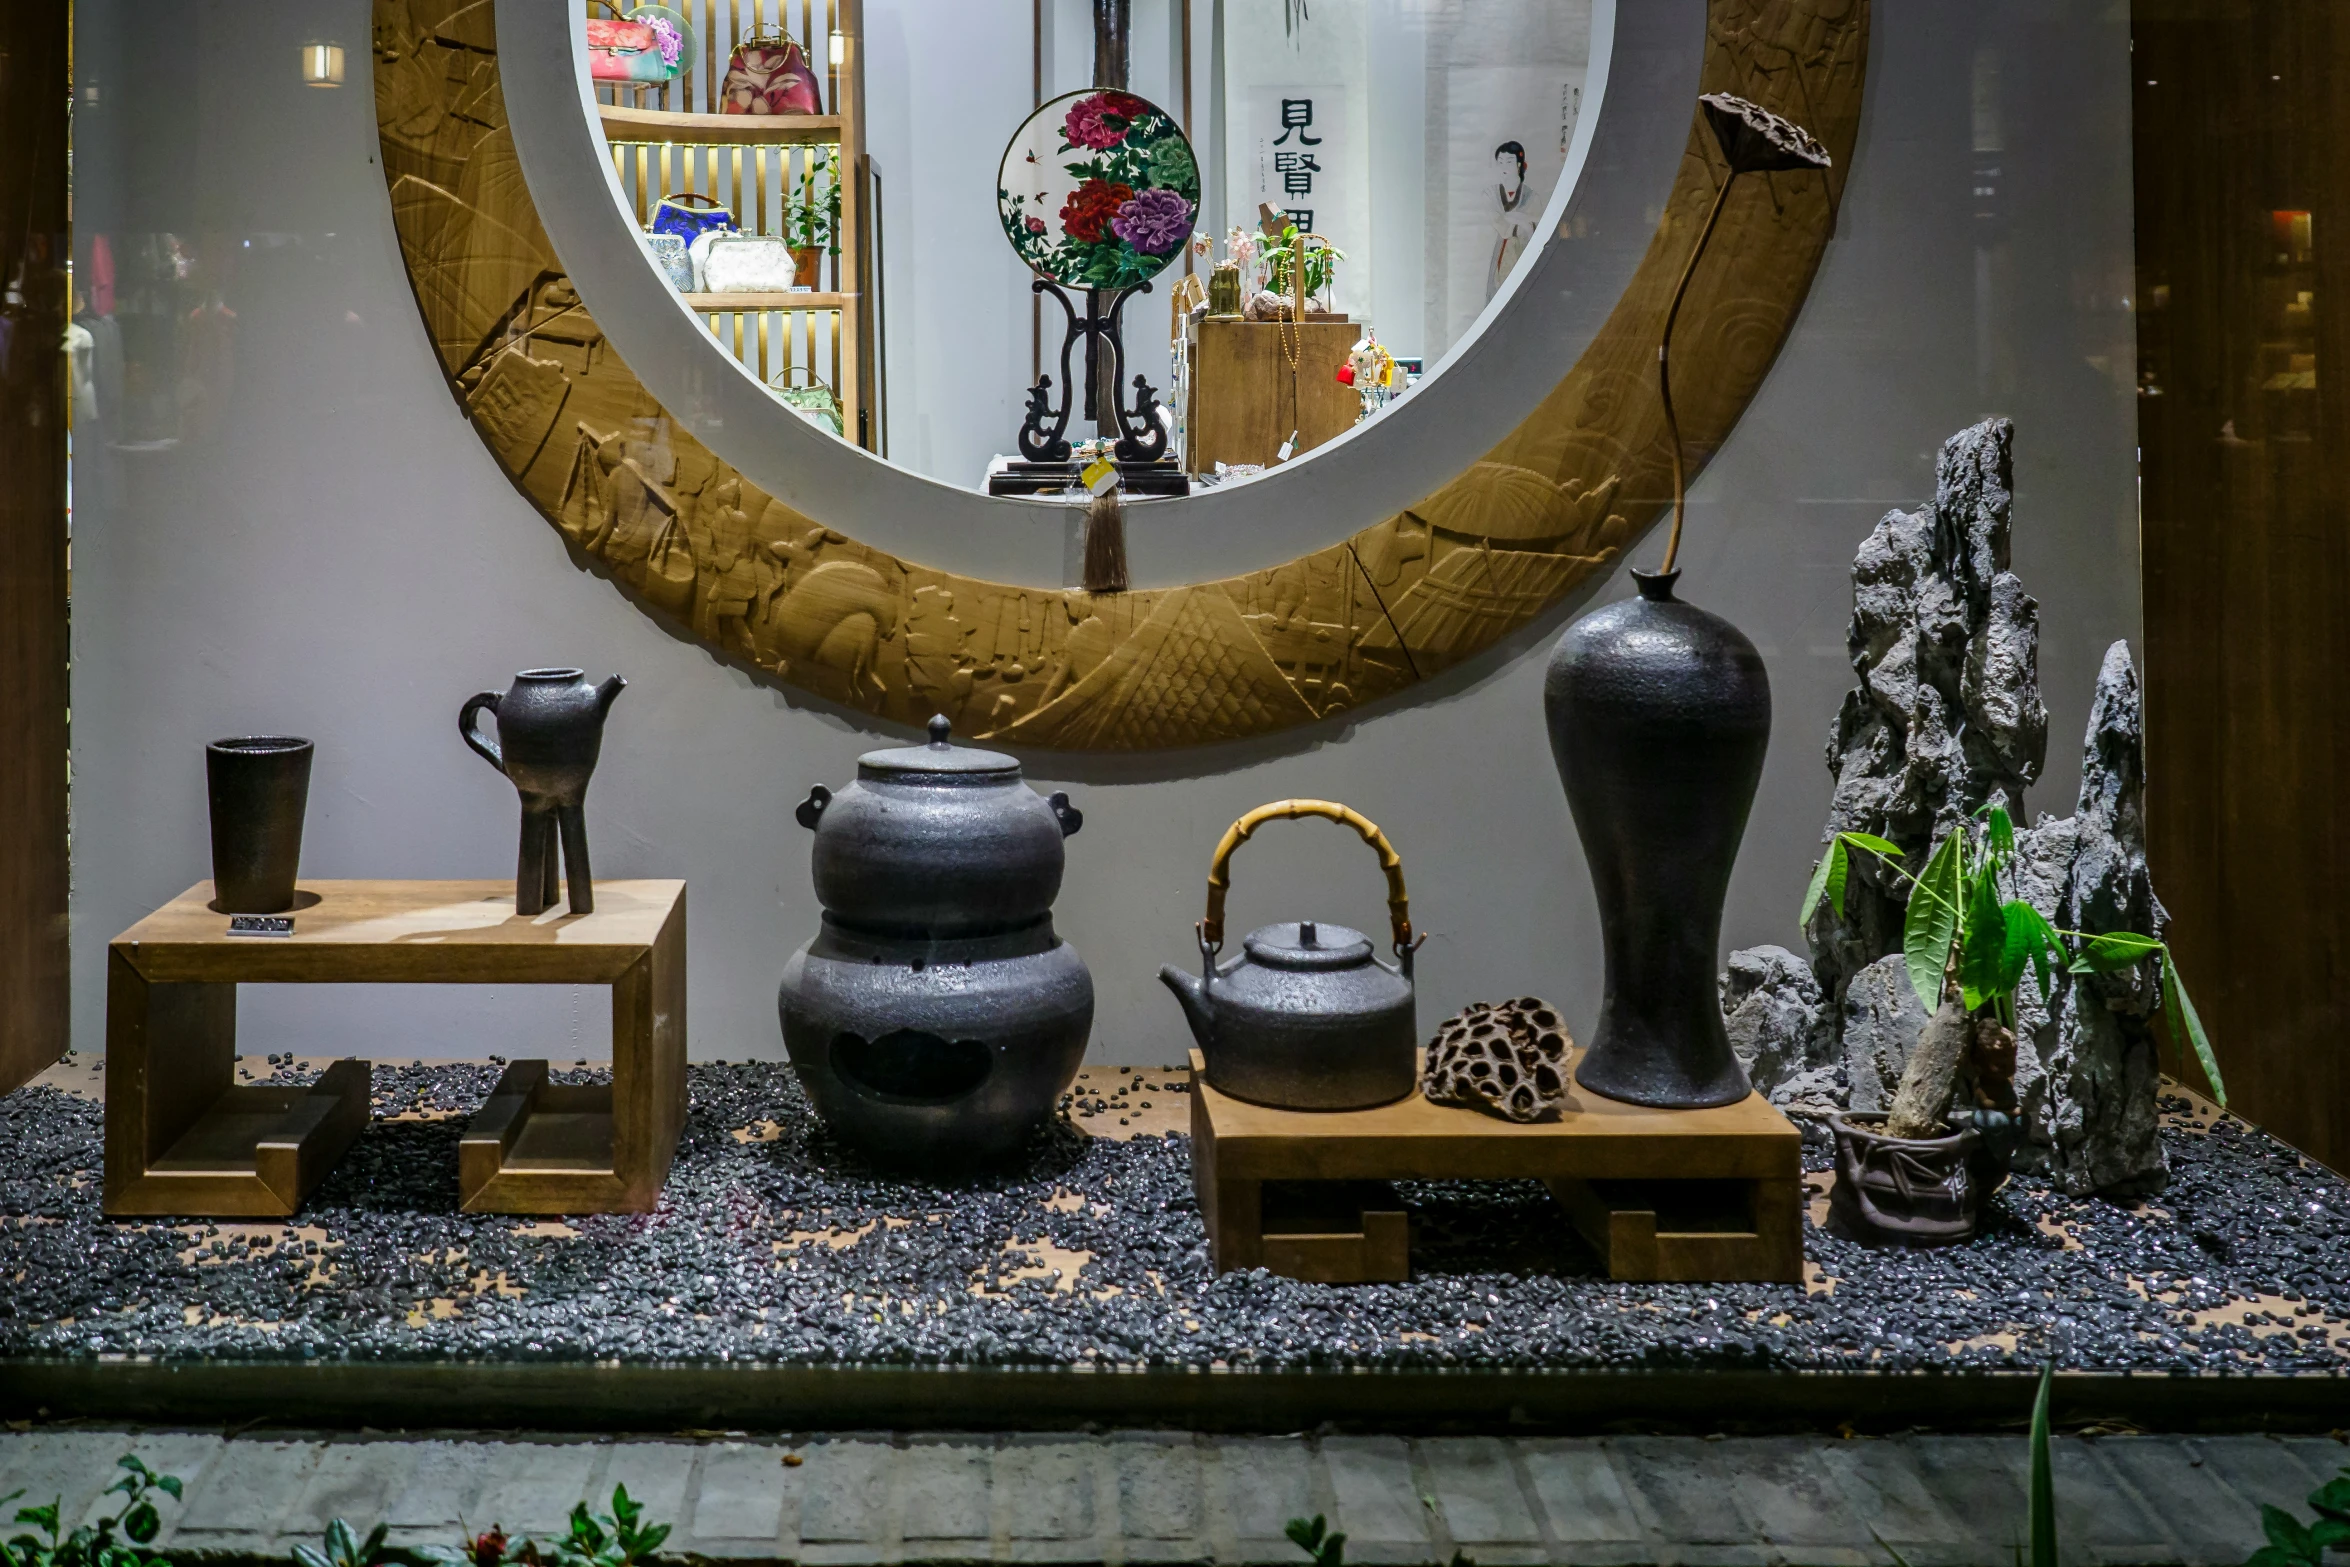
[783,155,843,256]
[3,1454,183,1567]
[1800,806,2223,1103]
[294,1519,447,1567]
[2028,1361,2057,1567]
[2245,1467,2350,1566]
[1284,1515,1346,1567]
[1263,223,1345,303]
[1283,1513,1471,1567]
[528,1486,669,1567]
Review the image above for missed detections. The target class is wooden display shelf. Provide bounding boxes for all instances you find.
[1182,319,1363,471]
[681,291,849,312]
[598,103,844,146]
[104,880,687,1218]
[1189,1049,1803,1284]
[595,0,876,449]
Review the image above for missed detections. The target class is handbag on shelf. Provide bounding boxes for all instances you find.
[720,29,824,116]
[644,232,694,291]
[649,190,738,244]
[768,366,844,436]
[699,233,803,294]
[586,1,695,85]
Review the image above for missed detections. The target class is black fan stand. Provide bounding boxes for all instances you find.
[987,278,1188,497]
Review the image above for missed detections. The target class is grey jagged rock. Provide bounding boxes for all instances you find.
[1840,954,1931,1113]
[1720,947,1834,1101]
[2007,643,2168,1194]
[1812,416,2047,1000]
[1722,421,2174,1195]
[1730,420,2044,1105]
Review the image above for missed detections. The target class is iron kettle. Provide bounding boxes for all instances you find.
[1160,799,1424,1112]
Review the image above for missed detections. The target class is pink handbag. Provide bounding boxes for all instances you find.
[720,31,823,115]
[588,2,691,85]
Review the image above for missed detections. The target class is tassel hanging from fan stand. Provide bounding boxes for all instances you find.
[1083,486,1129,594]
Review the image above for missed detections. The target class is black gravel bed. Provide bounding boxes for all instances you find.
[4,1060,2348,1377]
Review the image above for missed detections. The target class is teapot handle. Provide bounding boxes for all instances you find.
[1198,798,1416,960]
[459,692,505,775]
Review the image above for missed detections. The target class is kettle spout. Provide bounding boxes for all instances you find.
[596,674,628,716]
[1158,964,1213,1047]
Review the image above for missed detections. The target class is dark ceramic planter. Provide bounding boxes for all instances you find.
[1827,1112,1992,1247]
[1543,570,1769,1108]
[461,668,626,916]
[206,737,314,914]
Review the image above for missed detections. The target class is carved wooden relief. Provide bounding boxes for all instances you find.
[372,0,1867,751]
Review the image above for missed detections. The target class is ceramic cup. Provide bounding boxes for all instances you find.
[206,737,314,913]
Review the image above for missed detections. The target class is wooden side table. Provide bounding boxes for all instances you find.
[104,880,686,1218]
[1189,1049,1803,1284]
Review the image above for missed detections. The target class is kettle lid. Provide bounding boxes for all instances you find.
[1240,919,1375,971]
[859,714,1020,780]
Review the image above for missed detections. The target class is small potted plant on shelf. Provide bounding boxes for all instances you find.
[1256,219,1345,319]
[783,153,842,289]
[1799,804,2220,1246]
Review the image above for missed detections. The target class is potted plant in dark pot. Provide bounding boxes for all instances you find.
[1801,805,2223,1244]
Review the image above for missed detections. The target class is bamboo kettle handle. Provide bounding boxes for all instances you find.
[1199,798,1412,954]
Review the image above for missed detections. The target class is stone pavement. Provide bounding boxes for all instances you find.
[2,1427,2342,1566]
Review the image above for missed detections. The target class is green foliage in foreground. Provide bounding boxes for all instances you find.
[2245,1467,2350,1566]
[3,1455,182,1567]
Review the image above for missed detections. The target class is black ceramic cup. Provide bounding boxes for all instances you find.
[206,737,315,913]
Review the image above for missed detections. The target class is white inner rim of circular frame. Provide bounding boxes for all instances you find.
[498,0,1698,592]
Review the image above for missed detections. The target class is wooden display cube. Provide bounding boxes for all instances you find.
[1183,318,1364,471]
[1190,1049,1803,1284]
[104,880,686,1217]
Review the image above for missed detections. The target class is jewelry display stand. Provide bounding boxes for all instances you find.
[103,880,686,1218]
[1189,1048,1803,1284]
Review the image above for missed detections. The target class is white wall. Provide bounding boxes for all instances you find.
[66,0,2138,1070]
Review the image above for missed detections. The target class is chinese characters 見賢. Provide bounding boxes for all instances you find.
[1273,97,1321,230]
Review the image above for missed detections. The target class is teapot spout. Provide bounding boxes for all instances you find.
[596,674,628,716]
[1158,964,1213,1048]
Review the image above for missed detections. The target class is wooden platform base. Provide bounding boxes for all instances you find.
[462,1060,639,1213]
[1189,1050,1803,1284]
[104,880,687,1217]
[105,1059,371,1218]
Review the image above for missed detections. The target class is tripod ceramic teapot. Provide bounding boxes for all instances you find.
[1161,799,1423,1111]
[460,668,627,916]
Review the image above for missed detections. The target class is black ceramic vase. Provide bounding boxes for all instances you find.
[207,737,315,914]
[461,668,627,916]
[1543,570,1769,1108]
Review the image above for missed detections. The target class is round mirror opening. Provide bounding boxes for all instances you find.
[585,0,1597,494]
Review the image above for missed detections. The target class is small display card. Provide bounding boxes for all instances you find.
[1080,456,1119,495]
[225,915,296,938]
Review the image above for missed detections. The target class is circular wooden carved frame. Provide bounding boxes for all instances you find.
[373,0,1866,752]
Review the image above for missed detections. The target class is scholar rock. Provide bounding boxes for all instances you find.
[1423,997,1573,1122]
[1841,954,1929,1113]
[1720,946,1834,1098]
[1720,420,2175,1195]
[2005,642,2169,1194]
